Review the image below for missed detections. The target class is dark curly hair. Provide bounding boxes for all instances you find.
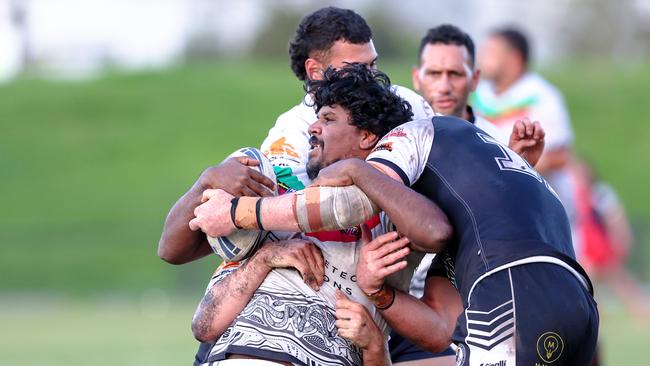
[418,24,475,67]
[289,7,372,81]
[307,64,413,138]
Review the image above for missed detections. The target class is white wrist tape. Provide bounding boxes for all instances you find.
[294,185,379,232]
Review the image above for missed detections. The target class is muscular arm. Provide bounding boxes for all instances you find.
[192,258,270,342]
[159,182,213,264]
[159,157,275,264]
[192,239,323,342]
[346,159,452,252]
[379,277,462,353]
[192,159,452,253]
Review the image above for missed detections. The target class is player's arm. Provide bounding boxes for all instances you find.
[315,158,452,252]
[158,156,275,264]
[355,228,462,352]
[192,238,324,342]
[335,291,389,366]
[189,160,452,253]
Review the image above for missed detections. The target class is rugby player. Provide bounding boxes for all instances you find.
[388,24,545,366]
[191,65,599,366]
[191,66,450,365]
[156,7,437,365]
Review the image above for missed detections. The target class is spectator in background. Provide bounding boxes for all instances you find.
[472,27,579,247]
[572,158,650,321]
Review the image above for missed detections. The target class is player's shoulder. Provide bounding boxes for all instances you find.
[475,115,509,145]
[385,118,434,139]
[391,84,435,119]
[274,97,316,129]
[522,73,565,100]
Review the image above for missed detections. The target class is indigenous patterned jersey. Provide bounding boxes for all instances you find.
[203,214,424,366]
[366,116,590,303]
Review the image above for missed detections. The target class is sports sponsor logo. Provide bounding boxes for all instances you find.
[264,137,300,159]
[536,332,564,364]
[383,127,407,138]
[372,141,393,152]
[480,361,506,366]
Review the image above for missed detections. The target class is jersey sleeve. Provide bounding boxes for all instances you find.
[366,120,434,186]
[392,85,435,121]
[260,107,314,190]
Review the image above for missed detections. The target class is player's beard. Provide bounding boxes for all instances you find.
[306,158,323,180]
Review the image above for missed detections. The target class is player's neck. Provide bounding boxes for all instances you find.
[494,69,525,95]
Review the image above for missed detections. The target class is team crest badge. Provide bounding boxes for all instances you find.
[536,332,564,363]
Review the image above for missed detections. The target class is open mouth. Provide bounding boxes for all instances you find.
[309,136,323,151]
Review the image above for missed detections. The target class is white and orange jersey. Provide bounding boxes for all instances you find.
[472,72,573,151]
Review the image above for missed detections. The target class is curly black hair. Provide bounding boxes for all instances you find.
[418,24,475,67]
[307,64,413,138]
[289,7,372,81]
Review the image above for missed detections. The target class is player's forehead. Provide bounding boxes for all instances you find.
[325,40,378,68]
[317,104,347,119]
[420,43,471,71]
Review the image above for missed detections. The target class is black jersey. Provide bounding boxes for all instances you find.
[367,116,590,302]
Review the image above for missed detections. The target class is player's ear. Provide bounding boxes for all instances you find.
[411,66,422,92]
[305,58,324,81]
[360,131,379,150]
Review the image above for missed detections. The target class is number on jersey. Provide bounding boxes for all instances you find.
[477,132,559,199]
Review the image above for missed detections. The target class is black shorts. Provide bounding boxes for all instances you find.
[389,331,455,363]
[453,262,598,366]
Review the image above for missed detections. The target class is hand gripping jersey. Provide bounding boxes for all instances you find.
[261,85,435,189]
[366,116,591,303]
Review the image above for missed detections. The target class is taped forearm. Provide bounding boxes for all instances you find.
[293,185,379,232]
[231,185,379,233]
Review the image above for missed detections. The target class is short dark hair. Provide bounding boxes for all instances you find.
[307,64,413,138]
[289,7,372,81]
[492,27,530,65]
[418,24,475,67]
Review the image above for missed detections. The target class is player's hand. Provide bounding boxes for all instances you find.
[508,118,545,167]
[189,189,237,237]
[198,156,275,197]
[335,290,385,351]
[310,159,362,187]
[253,239,325,291]
[356,225,410,295]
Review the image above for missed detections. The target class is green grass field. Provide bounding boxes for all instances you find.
[0,60,649,364]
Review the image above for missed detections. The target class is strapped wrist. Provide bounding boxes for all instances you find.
[365,284,396,310]
[234,197,261,229]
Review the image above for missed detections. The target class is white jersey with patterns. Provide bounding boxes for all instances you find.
[204,215,425,366]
